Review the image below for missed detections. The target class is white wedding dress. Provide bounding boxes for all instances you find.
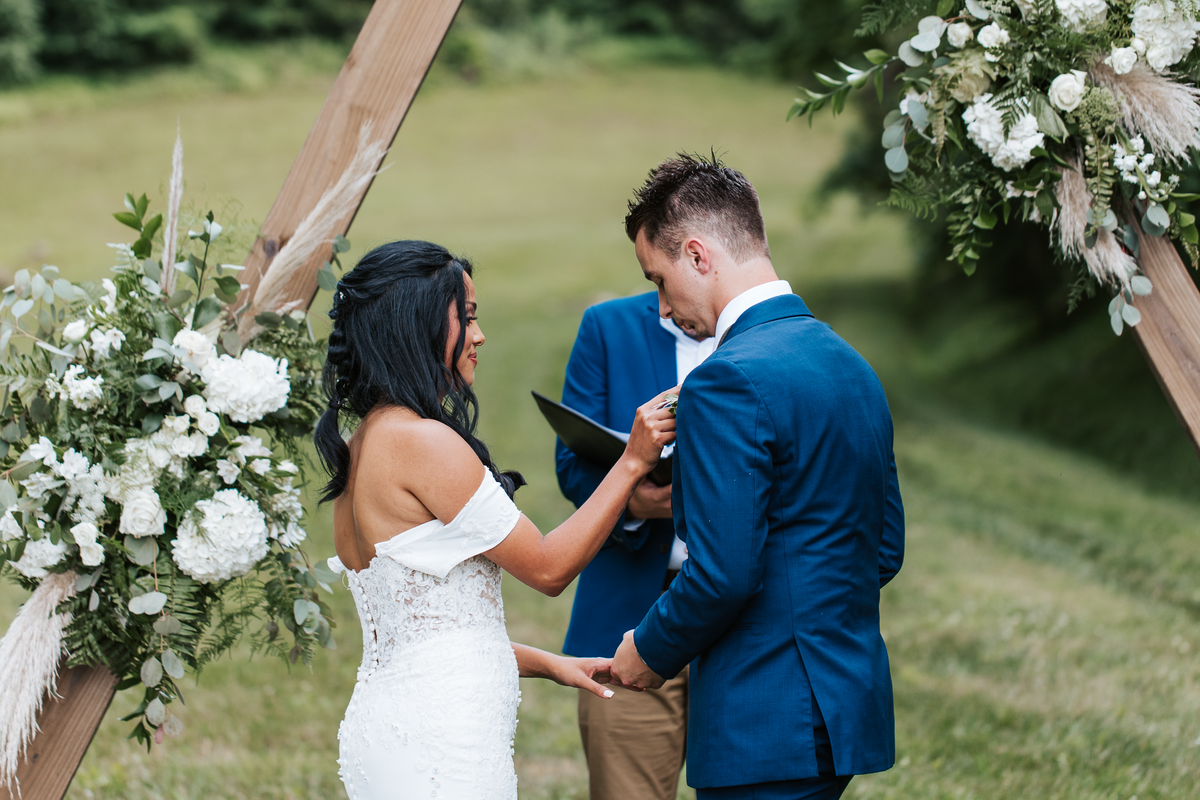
[329,472,524,800]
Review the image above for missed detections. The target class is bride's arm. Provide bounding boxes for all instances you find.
[483,390,677,596]
[512,643,614,699]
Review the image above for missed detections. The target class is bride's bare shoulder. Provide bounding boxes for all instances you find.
[353,406,482,475]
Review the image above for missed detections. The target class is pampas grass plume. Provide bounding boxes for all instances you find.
[1054,159,1137,288]
[0,571,78,793]
[1090,62,1200,163]
[161,128,185,297]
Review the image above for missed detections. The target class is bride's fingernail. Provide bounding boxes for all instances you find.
[603,689,614,698]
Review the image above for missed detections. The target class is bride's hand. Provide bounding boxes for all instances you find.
[622,387,680,475]
[550,655,616,699]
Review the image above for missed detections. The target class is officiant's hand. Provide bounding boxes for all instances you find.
[628,479,672,520]
[622,387,680,477]
[611,629,665,691]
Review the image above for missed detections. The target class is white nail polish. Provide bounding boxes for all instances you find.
[603,689,614,698]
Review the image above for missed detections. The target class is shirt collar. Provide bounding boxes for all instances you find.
[713,280,793,345]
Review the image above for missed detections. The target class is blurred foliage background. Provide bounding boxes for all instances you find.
[2,1,1200,798]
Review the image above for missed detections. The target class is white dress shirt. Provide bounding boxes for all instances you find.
[713,280,794,345]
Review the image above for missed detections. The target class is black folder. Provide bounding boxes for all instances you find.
[531,391,674,486]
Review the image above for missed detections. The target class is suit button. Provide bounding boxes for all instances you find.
[659,543,669,554]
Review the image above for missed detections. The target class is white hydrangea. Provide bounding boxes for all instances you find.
[231,435,272,463]
[71,521,105,567]
[0,508,23,541]
[87,327,125,360]
[54,448,90,482]
[1112,134,1155,183]
[173,329,217,373]
[1056,0,1108,31]
[1132,0,1200,71]
[266,487,306,548]
[12,534,68,578]
[68,465,108,525]
[201,350,290,424]
[216,459,241,485]
[963,94,1045,171]
[21,471,64,500]
[172,489,269,583]
[61,365,104,410]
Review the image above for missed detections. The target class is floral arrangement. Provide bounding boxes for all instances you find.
[0,139,346,766]
[790,0,1200,333]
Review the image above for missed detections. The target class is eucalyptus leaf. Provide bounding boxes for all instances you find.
[163,714,184,738]
[11,298,33,319]
[167,290,193,309]
[52,279,75,301]
[154,615,183,635]
[89,589,99,611]
[124,534,158,566]
[140,657,163,688]
[255,312,283,330]
[221,329,242,357]
[884,147,909,173]
[161,649,185,680]
[193,297,221,330]
[312,560,340,587]
[135,374,164,391]
[965,0,991,19]
[294,598,311,625]
[1144,203,1170,236]
[1121,303,1142,326]
[13,269,29,291]
[75,571,96,592]
[1131,275,1153,296]
[0,481,16,509]
[317,268,338,292]
[145,698,167,726]
[30,273,45,299]
[883,109,904,128]
[910,29,942,53]
[1108,295,1122,316]
[1122,224,1140,257]
[907,101,928,130]
[898,41,925,68]
[152,312,181,342]
[881,124,905,150]
[1111,310,1124,335]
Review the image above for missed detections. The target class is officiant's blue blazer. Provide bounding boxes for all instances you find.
[634,294,905,788]
[557,292,680,658]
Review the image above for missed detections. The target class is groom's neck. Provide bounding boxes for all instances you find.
[710,256,780,318]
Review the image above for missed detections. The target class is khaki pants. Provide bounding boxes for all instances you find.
[578,665,688,800]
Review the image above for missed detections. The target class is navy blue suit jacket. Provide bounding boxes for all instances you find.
[634,294,904,787]
[558,292,681,658]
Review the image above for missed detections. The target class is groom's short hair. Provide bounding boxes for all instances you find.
[625,152,770,263]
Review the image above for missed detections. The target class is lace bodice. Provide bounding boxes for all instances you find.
[329,472,524,800]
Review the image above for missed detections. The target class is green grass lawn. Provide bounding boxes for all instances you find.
[1,50,1199,800]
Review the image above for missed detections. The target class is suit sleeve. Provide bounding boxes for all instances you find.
[878,452,904,587]
[634,358,772,678]
[555,307,649,551]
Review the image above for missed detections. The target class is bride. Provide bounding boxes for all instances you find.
[314,240,677,800]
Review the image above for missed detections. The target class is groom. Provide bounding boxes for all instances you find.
[610,154,905,799]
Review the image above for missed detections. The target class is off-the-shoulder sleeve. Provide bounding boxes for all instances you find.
[374,470,521,579]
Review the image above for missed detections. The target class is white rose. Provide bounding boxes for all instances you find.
[977,22,1010,50]
[184,395,208,418]
[146,445,172,469]
[169,434,195,458]
[1131,36,1147,55]
[71,521,105,567]
[1105,46,1138,75]
[250,459,271,476]
[947,22,973,48]
[1055,0,1108,32]
[1048,70,1088,111]
[188,432,208,457]
[197,412,220,437]
[173,329,217,372]
[162,415,191,435]
[119,487,166,538]
[216,459,241,485]
[62,319,89,342]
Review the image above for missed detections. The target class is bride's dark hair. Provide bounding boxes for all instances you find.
[313,239,524,503]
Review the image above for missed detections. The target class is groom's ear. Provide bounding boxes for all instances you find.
[682,237,713,275]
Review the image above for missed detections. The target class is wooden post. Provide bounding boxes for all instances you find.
[0,664,118,800]
[1131,227,1200,459]
[238,0,465,313]
[4,2,463,797]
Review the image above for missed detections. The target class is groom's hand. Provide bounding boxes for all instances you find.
[611,630,664,691]
[627,479,672,520]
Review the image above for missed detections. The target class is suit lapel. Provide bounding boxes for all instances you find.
[642,302,678,388]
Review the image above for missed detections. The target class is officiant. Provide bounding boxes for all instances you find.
[556,291,715,799]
